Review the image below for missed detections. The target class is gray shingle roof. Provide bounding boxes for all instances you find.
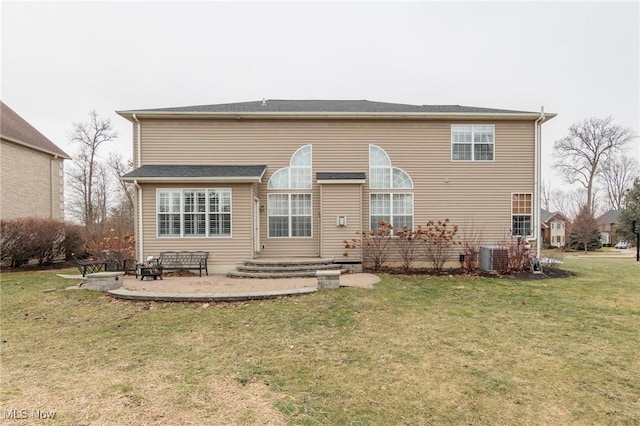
[596,210,620,225]
[121,165,267,181]
[122,99,539,115]
[1,101,70,158]
[316,172,366,181]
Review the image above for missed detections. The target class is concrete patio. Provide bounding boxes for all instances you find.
[94,272,379,302]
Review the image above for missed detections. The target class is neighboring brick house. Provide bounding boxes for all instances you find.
[0,101,70,220]
[118,99,555,273]
[596,209,620,247]
[540,209,569,248]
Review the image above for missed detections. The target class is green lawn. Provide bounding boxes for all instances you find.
[1,257,639,425]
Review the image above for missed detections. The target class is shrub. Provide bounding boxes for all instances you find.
[61,224,86,260]
[460,222,484,272]
[0,218,85,267]
[30,219,67,265]
[362,220,394,272]
[504,239,533,273]
[1,218,35,267]
[417,219,460,272]
[86,228,135,259]
[395,226,419,272]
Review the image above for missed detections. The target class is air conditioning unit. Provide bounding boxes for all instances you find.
[479,246,508,272]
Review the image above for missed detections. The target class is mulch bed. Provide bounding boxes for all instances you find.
[366,266,575,280]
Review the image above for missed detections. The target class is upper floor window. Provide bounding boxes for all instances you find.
[369,145,413,189]
[157,189,231,238]
[268,145,312,189]
[451,124,494,161]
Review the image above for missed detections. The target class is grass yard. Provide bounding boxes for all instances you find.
[1,257,639,425]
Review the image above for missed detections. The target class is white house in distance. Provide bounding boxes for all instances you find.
[540,209,569,248]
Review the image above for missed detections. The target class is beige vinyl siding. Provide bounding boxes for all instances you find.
[139,182,254,273]
[133,118,536,261]
[320,184,363,261]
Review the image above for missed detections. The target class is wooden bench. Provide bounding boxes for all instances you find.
[158,251,209,276]
[71,253,107,277]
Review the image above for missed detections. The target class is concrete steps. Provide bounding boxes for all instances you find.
[228,258,343,279]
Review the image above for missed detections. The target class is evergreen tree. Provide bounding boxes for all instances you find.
[617,178,640,242]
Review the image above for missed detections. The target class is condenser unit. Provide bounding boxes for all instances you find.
[479,246,508,272]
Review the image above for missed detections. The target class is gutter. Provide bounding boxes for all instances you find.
[117,110,558,122]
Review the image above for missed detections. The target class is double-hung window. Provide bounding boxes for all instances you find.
[512,193,532,236]
[267,145,313,238]
[369,145,414,232]
[157,189,231,237]
[268,193,312,238]
[451,124,494,161]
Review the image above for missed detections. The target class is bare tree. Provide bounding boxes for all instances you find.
[550,189,570,218]
[67,111,118,227]
[106,152,135,235]
[92,163,111,225]
[553,117,634,213]
[106,152,134,215]
[541,180,552,212]
[569,205,601,253]
[598,154,639,211]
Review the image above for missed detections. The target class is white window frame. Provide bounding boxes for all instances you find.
[267,193,313,238]
[156,188,232,238]
[368,145,414,232]
[451,124,495,162]
[369,193,414,232]
[369,145,413,189]
[268,145,312,189]
[511,192,533,237]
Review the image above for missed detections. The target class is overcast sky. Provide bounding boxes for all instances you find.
[2,1,639,190]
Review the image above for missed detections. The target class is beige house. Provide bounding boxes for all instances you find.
[118,100,555,273]
[1,101,70,220]
[596,209,620,247]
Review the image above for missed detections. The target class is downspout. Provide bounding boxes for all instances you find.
[134,180,143,262]
[132,113,143,261]
[133,113,141,168]
[534,107,545,259]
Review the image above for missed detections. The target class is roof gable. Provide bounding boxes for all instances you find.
[0,101,70,159]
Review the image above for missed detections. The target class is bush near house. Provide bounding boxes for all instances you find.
[346,220,537,274]
[0,219,134,269]
[0,218,84,267]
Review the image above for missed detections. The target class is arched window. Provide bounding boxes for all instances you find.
[267,145,313,237]
[369,145,413,189]
[369,145,413,231]
[268,145,312,189]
